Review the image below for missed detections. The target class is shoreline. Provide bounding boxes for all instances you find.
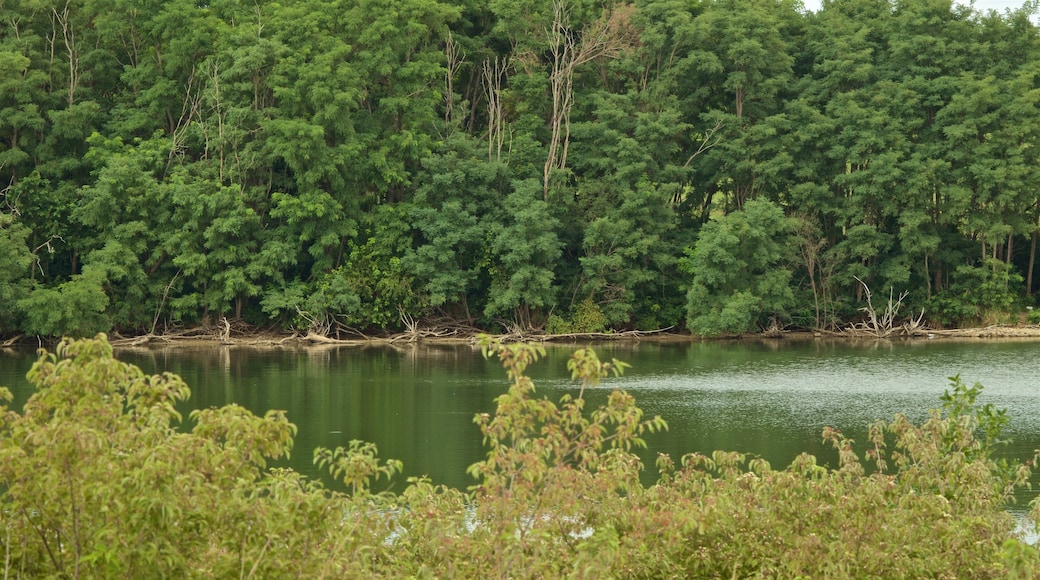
[8,323,1040,350]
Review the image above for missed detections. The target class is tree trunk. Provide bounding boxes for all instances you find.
[1028,231,1037,296]
[542,0,632,200]
[924,254,931,299]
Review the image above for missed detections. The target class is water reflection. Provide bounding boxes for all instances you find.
[1,337,1039,504]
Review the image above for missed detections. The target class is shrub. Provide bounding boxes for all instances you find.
[927,259,1023,327]
[1029,307,1040,325]
[0,335,1037,577]
[0,335,398,577]
[545,297,610,334]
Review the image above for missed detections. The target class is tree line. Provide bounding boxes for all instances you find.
[2,0,1039,338]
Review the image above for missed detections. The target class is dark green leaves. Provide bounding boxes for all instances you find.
[683,199,797,335]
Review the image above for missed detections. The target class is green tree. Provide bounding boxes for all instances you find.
[684,0,801,211]
[338,203,426,330]
[17,265,111,337]
[72,133,173,329]
[683,199,797,335]
[168,174,264,321]
[0,213,31,332]
[406,136,505,323]
[485,179,561,329]
[577,183,678,328]
[0,48,45,184]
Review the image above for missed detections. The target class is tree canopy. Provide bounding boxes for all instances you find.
[3,0,1040,337]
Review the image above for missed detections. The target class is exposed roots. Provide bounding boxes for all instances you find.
[389,312,482,344]
[843,278,929,338]
[494,327,676,344]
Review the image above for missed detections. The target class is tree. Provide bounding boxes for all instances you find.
[540,0,636,199]
[683,199,797,335]
[72,133,174,328]
[17,264,111,337]
[406,135,505,323]
[485,179,561,329]
[684,0,801,211]
[577,182,678,328]
[0,213,31,332]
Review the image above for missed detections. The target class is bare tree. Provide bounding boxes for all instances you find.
[482,56,508,162]
[443,32,466,133]
[847,277,925,338]
[169,65,203,172]
[52,0,79,105]
[542,0,635,199]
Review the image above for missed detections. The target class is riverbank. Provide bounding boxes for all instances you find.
[3,334,1036,578]
[5,319,1040,350]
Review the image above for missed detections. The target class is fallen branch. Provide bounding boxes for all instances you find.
[219,317,232,345]
[844,278,916,338]
[494,327,676,343]
[300,332,360,345]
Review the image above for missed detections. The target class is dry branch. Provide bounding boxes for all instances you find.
[843,277,927,338]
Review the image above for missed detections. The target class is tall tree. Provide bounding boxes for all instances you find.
[683,199,798,336]
[485,179,562,329]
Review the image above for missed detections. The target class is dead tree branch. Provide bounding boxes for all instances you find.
[846,277,919,338]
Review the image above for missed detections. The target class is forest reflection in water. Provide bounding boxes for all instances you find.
[2,337,1039,504]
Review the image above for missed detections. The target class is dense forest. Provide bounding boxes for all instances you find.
[2,0,1040,338]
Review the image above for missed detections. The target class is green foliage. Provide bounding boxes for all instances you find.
[0,335,1037,577]
[545,313,569,335]
[459,336,666,576]
[0,335,398,577]
[264,203,427,333]
[939,376,1009,460]
[406,136,505,320]
[578,183,679,328]
[338,204,426,329]
[1028,308,1040,325]
[260,273,362,335]
[315,440,403,495]
[547,296,609,334]
[7,0,1040,335]
[928,259,1023,327]
[485,179,561,328]
[18,266,111,337]
[683,199,797,335]
[0,213,31,331]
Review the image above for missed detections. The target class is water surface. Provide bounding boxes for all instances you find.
[2,337,1038,503]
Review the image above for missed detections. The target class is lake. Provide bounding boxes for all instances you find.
[2,336,1039,507]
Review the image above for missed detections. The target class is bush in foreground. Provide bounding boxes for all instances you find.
[0,335,1038,577]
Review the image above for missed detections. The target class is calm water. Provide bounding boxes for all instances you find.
[2,337,1040,504]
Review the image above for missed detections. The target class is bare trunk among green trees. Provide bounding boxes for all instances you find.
[2,0,1040,338]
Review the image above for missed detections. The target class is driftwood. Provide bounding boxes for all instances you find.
[843,277,927,338]
[492,327,676,343]
[299,332,374,345]
[108,320,270,347]
[387,310,483,343]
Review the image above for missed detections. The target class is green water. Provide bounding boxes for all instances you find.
[2,337,1039,501]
